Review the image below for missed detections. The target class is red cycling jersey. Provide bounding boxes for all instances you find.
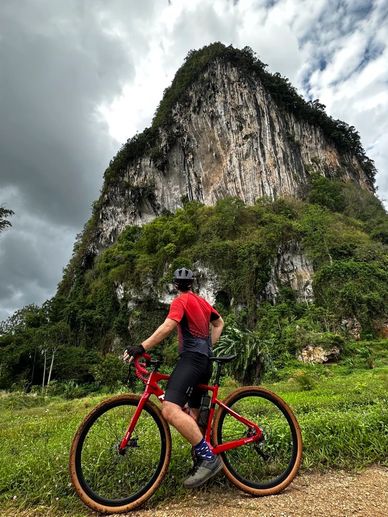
[167,291,220,356]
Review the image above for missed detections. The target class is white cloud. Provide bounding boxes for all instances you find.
[99,0,387,206]
[299,0,388,202]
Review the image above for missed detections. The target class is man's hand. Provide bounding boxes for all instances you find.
[123,344,145,363]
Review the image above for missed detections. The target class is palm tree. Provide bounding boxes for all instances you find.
[0,206,14,232]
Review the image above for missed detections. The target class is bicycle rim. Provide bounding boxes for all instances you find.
[214,387,302,494]
[70,394,171,513]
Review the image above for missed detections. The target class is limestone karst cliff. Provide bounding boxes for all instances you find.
[92,44,374,252]
[53,44,387,359]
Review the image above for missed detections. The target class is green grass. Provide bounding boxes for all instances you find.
[0,357,387,515]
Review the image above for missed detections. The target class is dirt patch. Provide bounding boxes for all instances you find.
[129,466,388,517]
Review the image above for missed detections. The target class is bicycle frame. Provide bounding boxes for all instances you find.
[119,355,263,454]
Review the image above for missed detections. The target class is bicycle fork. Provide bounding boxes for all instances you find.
[118,392,150,455]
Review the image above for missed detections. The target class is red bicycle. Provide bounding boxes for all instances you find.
[69,354,302,513]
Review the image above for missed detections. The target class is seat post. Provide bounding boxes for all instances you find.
[210,354,237,385]
[214,362,223,386]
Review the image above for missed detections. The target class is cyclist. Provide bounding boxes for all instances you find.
[124,267,224,488]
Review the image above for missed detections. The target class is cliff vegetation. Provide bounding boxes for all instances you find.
[1,178,387,389]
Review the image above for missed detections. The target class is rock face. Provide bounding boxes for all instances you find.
[96,60,373,249]
[265,242,314,303]
[298,345,341,364]
[341,317,362,340]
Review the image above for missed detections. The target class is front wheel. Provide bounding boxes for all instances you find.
[212,386,302,496]
[69,394,171,514]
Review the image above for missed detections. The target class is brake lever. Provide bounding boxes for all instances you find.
[125,356,134,385]
[125,353,152,384]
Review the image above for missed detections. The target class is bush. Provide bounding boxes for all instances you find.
[308,174,346,212]
[91,354,128,390]
[292,370,316,391]
[314,261,388,331]
[214,316,272,384]
[60,380,89,400]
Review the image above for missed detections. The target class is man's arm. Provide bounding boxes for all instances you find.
[210,316,224,345]
[141,318,178,352]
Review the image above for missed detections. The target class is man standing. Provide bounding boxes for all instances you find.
[124,267,224,488]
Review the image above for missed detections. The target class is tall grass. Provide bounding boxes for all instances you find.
[0,362,387,516]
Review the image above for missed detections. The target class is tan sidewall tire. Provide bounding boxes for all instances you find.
[69,394,171,514]
[212,386,302,496]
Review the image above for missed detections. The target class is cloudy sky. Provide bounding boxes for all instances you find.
[0,0,387,321]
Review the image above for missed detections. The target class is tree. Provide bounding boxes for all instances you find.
[37,321,70,392]
[0,304,46,336]
[0,206,14,232]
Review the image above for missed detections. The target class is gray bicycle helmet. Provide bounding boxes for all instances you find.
[173,267,194,281]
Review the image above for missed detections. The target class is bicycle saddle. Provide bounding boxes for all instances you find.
[210,354,237,363]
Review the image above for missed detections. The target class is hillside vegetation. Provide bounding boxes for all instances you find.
[1,176,387,390]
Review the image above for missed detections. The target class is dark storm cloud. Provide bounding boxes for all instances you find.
[0,0,158,320]
[0,185,78,319]
[0,0,135,226]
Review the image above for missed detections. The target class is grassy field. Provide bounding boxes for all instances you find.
[1,345,387,516]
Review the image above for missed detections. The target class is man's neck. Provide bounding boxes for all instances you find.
[177,290,192,295]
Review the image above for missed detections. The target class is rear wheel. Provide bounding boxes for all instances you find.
[69,394,171,514]
[213,387,302,496]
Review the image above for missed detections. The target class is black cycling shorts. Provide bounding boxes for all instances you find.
[164,351,212,408]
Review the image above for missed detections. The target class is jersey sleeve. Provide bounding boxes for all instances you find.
[167,298,185,322]
[210,306,221,321]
